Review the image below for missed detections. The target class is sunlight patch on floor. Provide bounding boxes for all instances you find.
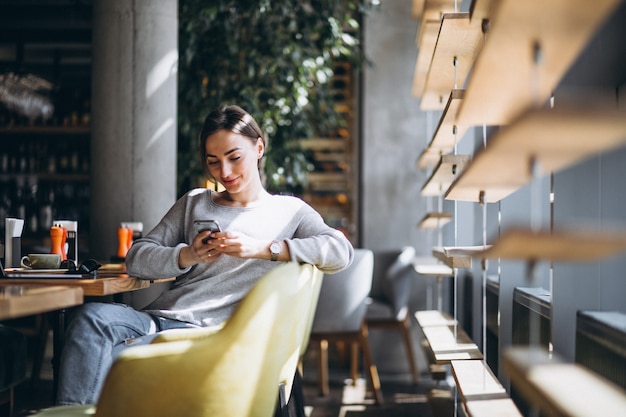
[338,405,367,417]
[341,378,375,405]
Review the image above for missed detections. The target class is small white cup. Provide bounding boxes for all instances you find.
[20,254,62,270]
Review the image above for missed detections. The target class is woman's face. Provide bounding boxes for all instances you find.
[204,129,263,194]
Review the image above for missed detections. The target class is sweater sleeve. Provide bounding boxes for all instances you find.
[125,194,192,279]
[285,203,354,274]
[126,191,354,278]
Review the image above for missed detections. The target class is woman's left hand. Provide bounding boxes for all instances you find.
[210,231,267,259]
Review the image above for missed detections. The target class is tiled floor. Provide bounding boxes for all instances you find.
[10,332,448,417]
[299,345,442,417]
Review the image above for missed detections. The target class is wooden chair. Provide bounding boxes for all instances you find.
[30,262,320,417]
[309,248,383,404]
[366,247,420,384]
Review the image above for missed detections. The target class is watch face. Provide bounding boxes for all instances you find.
[270,241,281,253]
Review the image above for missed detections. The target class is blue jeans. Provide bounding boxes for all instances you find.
[56,302,199,405]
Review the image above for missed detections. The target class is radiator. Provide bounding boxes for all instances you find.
[486,276,499,373]
[576,310,626,390]
[511,287,552,416]
[512,287,551,348]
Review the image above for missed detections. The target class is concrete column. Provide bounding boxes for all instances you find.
[90,0,178,262]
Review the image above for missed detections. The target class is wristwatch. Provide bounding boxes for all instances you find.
[269,240,282,262]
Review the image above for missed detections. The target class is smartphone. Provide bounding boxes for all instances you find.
[194,220,221,244]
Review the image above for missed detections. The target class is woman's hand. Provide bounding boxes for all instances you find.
[209,231,269,259]
[178,230,223,268]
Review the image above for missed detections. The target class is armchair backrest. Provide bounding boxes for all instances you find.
[311,248,374,333]
[294,264,324,355]
[380,246,416,321]
[94,262,319,417]
[278,264,323,395]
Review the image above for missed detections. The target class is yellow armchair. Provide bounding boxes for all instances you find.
[32,262,322,417]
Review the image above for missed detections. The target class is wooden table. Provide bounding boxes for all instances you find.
[1,270,174,397]
[0,284,84,321]
[0,273,173,297]
[2,263,174,297]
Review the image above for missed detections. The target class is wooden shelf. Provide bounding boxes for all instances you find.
[422,154,471,197]
[415,310,457,327]
[299,138,347,151]
[414,0,458,46]
[451,360,508,402]
[420,13,483,111]
[418,89,468,169]
[412,1,467,97]
[456,0,623,126]
[413,0,457,22]
[504,347,626,417]
[464,398,524,417]
[432,245,487,269]
[446,106,626,203]
[418,211,453,229]
[432,228,626,263]
[412,0,425,20]
[413,262,454,277]
[0,126,90,135]
[420,324,483,363]
[416,147,442,171]
[481,227,626,262]
[469,0,498,24]
[412,19,440,98]
[306,172,348,192]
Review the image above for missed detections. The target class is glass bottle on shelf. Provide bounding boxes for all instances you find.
[0,149,8,173]
[57,142,70,173]
[0,186,11,238]
[45,143,57,174]
[38,184,54,233]
[17,144,27,173]
[13,177,26,221]
[25,180,39,236]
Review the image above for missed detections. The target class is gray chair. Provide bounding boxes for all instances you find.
[309,248,383,404]
[366,246,420,384]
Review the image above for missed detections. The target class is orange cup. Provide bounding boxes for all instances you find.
[50,226,67,261]
[117,227,130,258]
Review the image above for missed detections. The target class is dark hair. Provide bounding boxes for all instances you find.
[199,105,265,179]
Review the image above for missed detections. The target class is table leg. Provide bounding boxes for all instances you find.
[51,308,66,403]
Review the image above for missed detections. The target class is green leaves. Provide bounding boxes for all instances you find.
[177,0,370,195]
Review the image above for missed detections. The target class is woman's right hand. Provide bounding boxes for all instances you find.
[178,231,223,268]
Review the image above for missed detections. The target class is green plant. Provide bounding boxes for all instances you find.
[177,0,372,195]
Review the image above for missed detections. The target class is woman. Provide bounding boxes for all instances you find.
[57,105,353,405]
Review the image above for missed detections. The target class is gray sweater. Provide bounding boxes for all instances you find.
[125,188,354,327]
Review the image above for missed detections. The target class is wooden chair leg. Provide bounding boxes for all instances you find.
[350,341,359,384]
[318,339,329,396]
[360,324,383,404]
[401,316,420,384]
